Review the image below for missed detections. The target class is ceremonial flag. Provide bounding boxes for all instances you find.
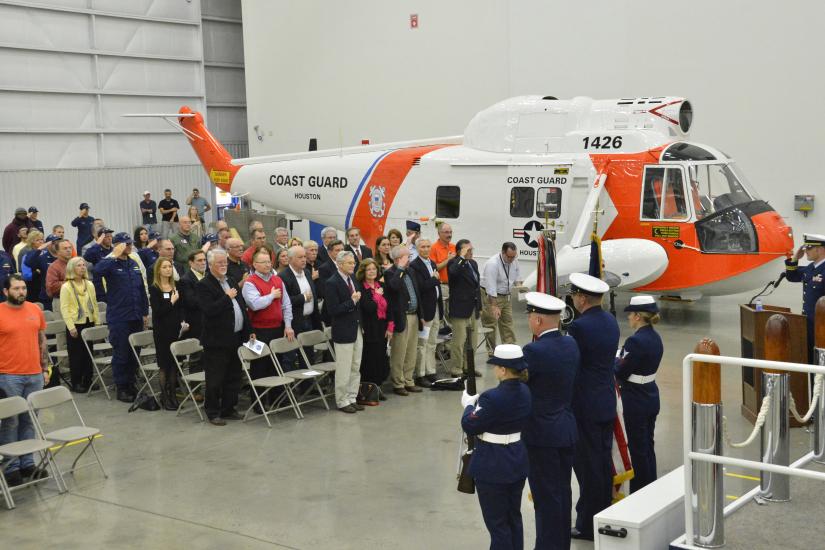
[536,234,558,297]
[589,229,634,499]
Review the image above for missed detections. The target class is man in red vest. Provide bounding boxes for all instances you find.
[241,249,294,401]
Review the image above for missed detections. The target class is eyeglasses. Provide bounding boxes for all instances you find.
[254,259,272,264]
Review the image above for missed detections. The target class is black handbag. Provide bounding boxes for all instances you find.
[128,392,160,412]
[357,382,380,406]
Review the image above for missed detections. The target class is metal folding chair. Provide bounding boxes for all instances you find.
[270,337,330,411]
[43,310,57,322]
[170,339,206,422]
[0,454,10,510]
[237,342,303,427]
[27,386,107,482]
[297,330,338,376]
[51,297,62,319]
[0,396,66,509]
[128,330,160,401]
[81,325,113,400]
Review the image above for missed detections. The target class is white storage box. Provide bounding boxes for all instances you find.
[594,466,685,550]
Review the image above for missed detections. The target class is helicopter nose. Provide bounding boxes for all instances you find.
[752,210,794,256]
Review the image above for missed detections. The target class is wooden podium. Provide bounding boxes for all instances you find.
[740,304,809,427]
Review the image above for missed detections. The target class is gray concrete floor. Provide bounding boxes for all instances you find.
[2,283,819,549]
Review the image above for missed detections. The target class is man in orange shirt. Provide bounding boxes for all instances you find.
[429,223,456,320]
[0,274,49,487]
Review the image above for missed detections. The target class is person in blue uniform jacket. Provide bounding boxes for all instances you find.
[785,233,825,363]
[71,202,95,251]
[521,292,578,550]
[461,344,532,550]
[0,251,15,303]
[566,272,619,541]
[83,227,115,303]
[615,295,663,493]
[94,232,149,403]
[28,235,60,310]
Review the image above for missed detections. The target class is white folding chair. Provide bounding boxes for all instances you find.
[477,326,494,353]
[81,325,113,400]
[0,454,10,510]
[0,396,66,509]
[27,386,107,482]
[270,337,330,411]
[436,333,453,373]
[43,310,57,322]
[51,297,62,319]
[170,339,206,422]
[45,319,69,369]
[237,343,303,427]
[128,330,160,401]
[97,301,107,315]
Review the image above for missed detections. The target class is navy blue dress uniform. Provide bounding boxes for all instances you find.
[785,233,825,363]
[71,203,95,250]
[461,344,532,550]
[615,296,663,493]
[0,251,16,303]
[94,232,149,400]
[27,237,59,310]
[566,272,619,540]
[83,227,115,303]
[522,292,579,550]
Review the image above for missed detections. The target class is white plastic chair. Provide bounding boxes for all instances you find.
[0,396,66,509]
[27,386,107,482]
[170,339,206,422]
[237,342,303,427]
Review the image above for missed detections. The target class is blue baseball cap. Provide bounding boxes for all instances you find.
[113,232,133,245]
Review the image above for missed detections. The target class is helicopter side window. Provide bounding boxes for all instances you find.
[661,168,688,220]
[510,187,534,218]
[536,188,562,219]
[435,186,460,218]
[641,167,665,219]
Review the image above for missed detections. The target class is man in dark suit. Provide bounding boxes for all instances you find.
[344,227,373,268]
[316,226,338,266]
[447,239,482,377]
[280,245,321,369]
[566,272,619,541]
[324,250,363,413]
[409,237,443,388]
[522,292,579,550]
[178,250,207,373]
[318,240,344,325]
[197,248,253,426]
[384,245,424,395]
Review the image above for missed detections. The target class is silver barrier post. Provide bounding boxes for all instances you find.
[814,347,825,463]
[758,315,791,502]
[691,339,725,548]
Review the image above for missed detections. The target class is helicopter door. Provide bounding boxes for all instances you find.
[641,166,690,221]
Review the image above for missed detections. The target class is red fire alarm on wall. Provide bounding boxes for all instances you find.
[410,14,418,29]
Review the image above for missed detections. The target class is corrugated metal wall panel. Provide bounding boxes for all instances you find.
[0,164,213,244]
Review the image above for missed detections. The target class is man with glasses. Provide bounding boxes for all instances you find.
[242,249,293,401]
[197,248,253,426]
[225,237,248,283]
[480,242,523,353]
[786,233,825,363]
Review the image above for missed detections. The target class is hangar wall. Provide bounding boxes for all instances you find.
[0,0,247,239]
[241,0,825,242]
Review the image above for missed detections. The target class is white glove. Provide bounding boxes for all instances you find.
[461,390,479,408]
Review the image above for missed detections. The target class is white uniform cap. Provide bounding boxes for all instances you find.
[569,272,610,296]
[803,234,825,247]
[624,295,659,313]
[487,344,527,370]
[525,292,566,314]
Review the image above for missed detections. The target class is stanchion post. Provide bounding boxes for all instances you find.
[691,338,725,548]
[814,298,825,463]
[759,314,791,502]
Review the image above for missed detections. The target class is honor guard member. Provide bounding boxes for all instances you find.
[566,272,619,541]
[615,296,663,493]
[785,233,825,363]
[522,292,579,550]
[460,344,531,550]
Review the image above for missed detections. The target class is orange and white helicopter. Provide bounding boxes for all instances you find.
[127,95,793,299]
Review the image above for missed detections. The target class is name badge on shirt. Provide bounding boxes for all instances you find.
[163,293,170,299]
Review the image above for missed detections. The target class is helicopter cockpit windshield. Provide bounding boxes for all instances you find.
[688,162,758,220]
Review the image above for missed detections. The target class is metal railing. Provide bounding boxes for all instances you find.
[680,353,825,549]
